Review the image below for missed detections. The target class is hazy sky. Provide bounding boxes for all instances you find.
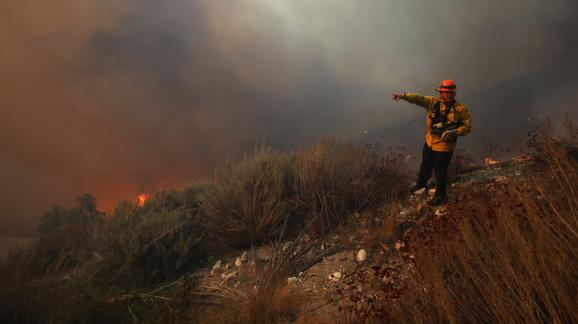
[1,0,577,234]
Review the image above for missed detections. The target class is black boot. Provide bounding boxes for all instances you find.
[430,194,448,206]
[410,183,427,195]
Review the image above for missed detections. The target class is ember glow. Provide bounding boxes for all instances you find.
[484,157,500,166]
[137,194,149,207]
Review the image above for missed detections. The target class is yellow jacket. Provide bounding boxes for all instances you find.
[401,93,472,152]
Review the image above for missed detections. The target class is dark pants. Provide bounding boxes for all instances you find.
[416,143,453,197]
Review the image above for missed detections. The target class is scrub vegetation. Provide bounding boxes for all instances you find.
[398,121,578,324]
[344,119,578,323]
[0,120,576,323]
[0,139,406,323]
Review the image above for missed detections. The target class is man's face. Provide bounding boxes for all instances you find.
[439,91,456,102]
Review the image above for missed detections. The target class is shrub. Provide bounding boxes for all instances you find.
[0,185,210,323]
[38,193,103,235]
[294,139,408,235]
[203,143,295,247]
[96,185,208,282]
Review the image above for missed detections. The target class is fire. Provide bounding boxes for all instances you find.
[137,194,149,207]
[484,157,499,166]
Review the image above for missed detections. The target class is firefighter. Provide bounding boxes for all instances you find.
[392,79,472,205]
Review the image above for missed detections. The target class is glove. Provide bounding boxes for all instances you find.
[441,129,458,141]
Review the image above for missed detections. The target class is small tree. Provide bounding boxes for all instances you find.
[70,193,102,223]
[38,206,66,235]
[38,193,103,235]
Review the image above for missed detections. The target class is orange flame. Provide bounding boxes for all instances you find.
[484,157,499,166]
[137,194,149,207]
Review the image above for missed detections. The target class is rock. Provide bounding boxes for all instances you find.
[287,277,299,285]
[211,260,222,273]
[434,207,447,218]
[413,188,426,195]
[356,249,367,262]
[328,272,342,281]
[234,257,242,267]
[221,271,237,281]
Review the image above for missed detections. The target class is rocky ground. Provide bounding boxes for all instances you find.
[186,155,532,321]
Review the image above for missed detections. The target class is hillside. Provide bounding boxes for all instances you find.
[0,125,576,324]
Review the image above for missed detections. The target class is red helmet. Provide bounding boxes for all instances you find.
[436,79,457,92]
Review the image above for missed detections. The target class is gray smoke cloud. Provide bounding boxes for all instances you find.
[1,0,577,234]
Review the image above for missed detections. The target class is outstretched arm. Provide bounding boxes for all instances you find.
[392,93,434,110]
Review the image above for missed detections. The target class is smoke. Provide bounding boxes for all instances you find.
[1,0,577,233]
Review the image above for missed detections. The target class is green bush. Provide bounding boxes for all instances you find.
[96,185,208,282]
[0,186,209,323]
[38,193,103,235]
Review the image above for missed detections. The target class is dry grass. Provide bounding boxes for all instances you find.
[0,236,38,259]
[447,147,477,182]
[294,139,408,235]
[203,143,295,247]
[332,121,577,323]
[388,124,578,323]
[189,238,314,323]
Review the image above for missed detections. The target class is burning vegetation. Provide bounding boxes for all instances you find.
[137,194,149,208]
[483,156,500,166]
[0,120,576,323]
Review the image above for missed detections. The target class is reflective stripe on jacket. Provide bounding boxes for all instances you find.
[401,93,472,152]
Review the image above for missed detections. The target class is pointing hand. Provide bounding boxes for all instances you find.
[392,93,403,101]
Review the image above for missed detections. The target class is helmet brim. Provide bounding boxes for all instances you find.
[436,88,457,92]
